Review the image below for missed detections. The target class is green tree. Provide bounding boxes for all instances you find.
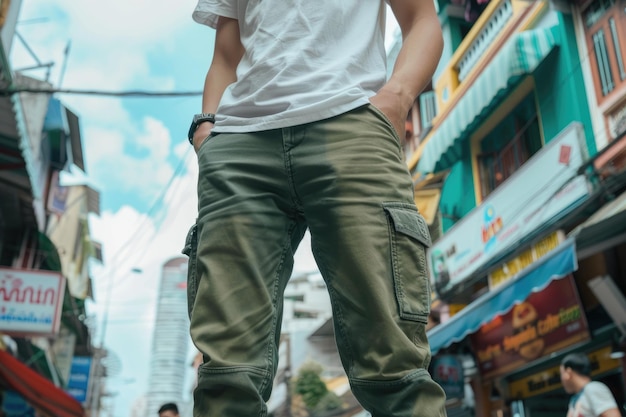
[294,362,328,410]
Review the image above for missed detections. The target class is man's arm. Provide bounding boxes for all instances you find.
[370,0,443,139]
[599,408,621,417]
[590,382,622,417]
[192,16,244,151]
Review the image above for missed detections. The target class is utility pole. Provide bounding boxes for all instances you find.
[284,334,293,417]
[89,268,142,417]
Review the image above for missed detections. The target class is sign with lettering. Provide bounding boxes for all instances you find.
[430,123,590,294]
[0,268,66,336]
[66,356,92,404]
[432,355,465,400]
[509,345,621,399]
[470,276,589,379]
[488,231,565,290]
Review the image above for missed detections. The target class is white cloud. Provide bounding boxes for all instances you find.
[80,116,177,200]
[12,1,189,204]
[15,0,197,84]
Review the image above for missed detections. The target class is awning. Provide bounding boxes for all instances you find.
[0,349,86,417]
[416,27,560,174]
[572,189,626,258]
[427,239,577,355]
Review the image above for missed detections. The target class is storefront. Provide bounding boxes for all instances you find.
[0,267,88,417]
[426,124,626,416]
[429,235,626,417]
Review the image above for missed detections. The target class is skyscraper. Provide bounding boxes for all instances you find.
[146,257,190,416]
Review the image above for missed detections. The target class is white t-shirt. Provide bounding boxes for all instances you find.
[568,382,619,417]
[192,0,389,133]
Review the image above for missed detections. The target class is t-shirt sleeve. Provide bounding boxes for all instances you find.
[192,0,238,28]
[586,382,619,416]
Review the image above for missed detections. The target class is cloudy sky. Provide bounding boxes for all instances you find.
[11,2,400,416]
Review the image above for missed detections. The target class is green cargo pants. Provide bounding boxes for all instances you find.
[184,104,447,417]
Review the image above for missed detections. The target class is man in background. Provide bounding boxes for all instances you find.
[560,353,621,417]
[158,403,180,417]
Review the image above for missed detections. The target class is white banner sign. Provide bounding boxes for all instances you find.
[431,123,590,294]
[0,268,66,336]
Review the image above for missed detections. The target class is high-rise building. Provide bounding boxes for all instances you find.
[146,257,191,416]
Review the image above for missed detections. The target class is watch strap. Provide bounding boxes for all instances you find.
[188,113,216,143]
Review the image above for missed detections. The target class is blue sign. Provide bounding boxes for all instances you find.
[66,356,92,403]
[432,355,465,400]
[2,390,35,417]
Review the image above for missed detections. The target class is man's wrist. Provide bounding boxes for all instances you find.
[382,78,417,110]
[188,113,216,144]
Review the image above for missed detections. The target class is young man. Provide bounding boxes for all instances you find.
[560,353,621,417]
[184,1,447,416]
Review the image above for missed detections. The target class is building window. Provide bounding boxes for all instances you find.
[477,94,542,199]
[584,0,626,100]
[403,89,437,161]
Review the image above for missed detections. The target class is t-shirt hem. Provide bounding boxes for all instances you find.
[211,99,372,133]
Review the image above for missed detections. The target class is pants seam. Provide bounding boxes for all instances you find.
[259,220,298,404]
[312,251,357,379]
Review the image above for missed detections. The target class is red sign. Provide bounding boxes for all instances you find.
[470,276,589,379]
[559,145,572,165]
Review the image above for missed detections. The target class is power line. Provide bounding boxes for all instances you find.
[0,86,203,97]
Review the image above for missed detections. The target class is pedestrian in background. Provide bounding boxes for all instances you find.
[183,0,447,416]
[158,403,180,417]
[560,353,621,417]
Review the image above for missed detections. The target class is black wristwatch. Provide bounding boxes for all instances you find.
[188,113,216,144]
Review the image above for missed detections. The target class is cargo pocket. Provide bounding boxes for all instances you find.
[182,223,199,318]
[383,203,432,324]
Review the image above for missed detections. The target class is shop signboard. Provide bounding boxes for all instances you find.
[470,276,589,379]
[66,356,92,404]
[430,123,589,294]
[47,170,70,215]
[488,231,565,290]
[0,268,66,336]
[431,355,465,400]
[509,345,621,399]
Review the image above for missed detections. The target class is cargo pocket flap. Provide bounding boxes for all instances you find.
[384,206,431,247]
[182,224,197,256]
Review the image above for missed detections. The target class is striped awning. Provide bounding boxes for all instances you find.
[417,27,560,174]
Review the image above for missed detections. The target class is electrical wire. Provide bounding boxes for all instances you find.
[96,145,195,292]
[0,87,203,97]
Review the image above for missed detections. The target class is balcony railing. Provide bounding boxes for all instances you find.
[457,0,514,82]
[434,0,530,116]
